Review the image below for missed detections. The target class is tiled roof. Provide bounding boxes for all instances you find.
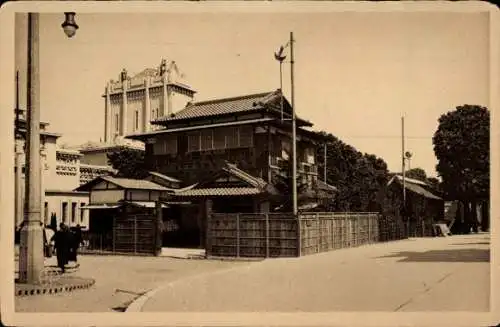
[148,171,182,183]
[223,162,268,189]
[316,180,338,192]
[404,182,442,200]
[155,90,281,122]
[388,175,441,200]
[101,176,171,191]
[174,187,262,197]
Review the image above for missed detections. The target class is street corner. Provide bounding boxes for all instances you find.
[15,275,95,297]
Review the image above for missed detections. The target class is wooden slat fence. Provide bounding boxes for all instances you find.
[299,212,379,256]
[206,212,407,258]
[207,213,298,258]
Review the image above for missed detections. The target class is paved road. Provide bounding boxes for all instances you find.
[15,254,249,312]
[140,234,490,312]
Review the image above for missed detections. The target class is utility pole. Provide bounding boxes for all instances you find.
[323,143,327,182]
[290,32,297,216]
[19,12,44,284]
[401,116,408,236]
[15,71,24,228]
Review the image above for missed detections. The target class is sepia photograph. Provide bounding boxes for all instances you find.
[0,1,497,326]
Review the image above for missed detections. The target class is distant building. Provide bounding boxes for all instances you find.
[386,174,444,237]
[14,112,114,230]
[102,59,196,143]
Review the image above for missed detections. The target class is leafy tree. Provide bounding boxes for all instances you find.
[432,104,490,233]
[405,168,427,181]
[107,147,149,179]
[314,131,389,212]
[426,177,442,192]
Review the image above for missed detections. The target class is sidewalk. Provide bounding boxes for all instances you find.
[15,253,250,312]
[136,234,490,312]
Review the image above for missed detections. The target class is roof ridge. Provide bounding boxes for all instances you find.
[190,91,274,106]
[224,162,266,188]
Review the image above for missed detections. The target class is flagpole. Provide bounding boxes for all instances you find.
[290,32,297,216]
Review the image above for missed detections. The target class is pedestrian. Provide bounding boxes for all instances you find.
[51,223,70,273]
[71,224,83,263]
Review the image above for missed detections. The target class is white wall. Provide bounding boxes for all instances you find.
[44,193,90,229]
[90,189,125,204]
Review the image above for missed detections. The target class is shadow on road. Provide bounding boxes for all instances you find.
[378,248,490,263]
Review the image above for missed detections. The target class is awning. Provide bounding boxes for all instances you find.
[81,204,121,210]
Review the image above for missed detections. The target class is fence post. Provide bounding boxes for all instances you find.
[368,215,371,243]
[134,215,137,254]
[206,211,211,257]
[265,214,270,258]
[296,214,302,257]
[316,213,320,253]
[112,216,116,253]
[236,213,240,258]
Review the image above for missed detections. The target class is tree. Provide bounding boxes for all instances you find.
[405,168,427,182]
[426,177,442,193]
[107,147,149,179]
[314,131,390,212]
[433,104,490,233]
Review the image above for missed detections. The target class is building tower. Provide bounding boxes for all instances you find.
[103,59,196,143]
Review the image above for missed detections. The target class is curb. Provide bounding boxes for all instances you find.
[15,277,95,297]
[125,259,267,312]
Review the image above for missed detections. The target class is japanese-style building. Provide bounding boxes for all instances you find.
[386,175,445,237]
[127,89,327,193]
[122,89,337,247]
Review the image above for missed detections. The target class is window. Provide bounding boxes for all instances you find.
[239,126,253,147]
[44,202,49,225]
[115,114,119,132]
[62,202,68,224]
[135,110,139,130]
[80,203,86,223]
[226,127,239,148]
[153,136,178,155]
[187,132,200,152]
[200,130,214,151]
[214,130,226,149]
[71,202,77,223]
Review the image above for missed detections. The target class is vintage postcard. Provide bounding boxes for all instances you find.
[0,1,498,326]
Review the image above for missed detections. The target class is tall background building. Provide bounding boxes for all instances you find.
[103,59,196,143]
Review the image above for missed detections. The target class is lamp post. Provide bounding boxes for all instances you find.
[18,12,78,284]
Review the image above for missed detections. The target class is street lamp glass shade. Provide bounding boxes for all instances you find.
[61,12,78,38]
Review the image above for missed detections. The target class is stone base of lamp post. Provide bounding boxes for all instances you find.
[18,220,44,284]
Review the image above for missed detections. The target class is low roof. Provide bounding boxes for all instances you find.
[148,171,182,183]
[174,187,262,197]
[76,175,173,192]
[388,175,442,200]
[316,180,338,192]
[173,162,278,198]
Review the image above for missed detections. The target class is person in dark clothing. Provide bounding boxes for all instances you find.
[70,224,83,263]
[51,223,70,273]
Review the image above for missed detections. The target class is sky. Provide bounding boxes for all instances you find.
[14,8,491,178]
